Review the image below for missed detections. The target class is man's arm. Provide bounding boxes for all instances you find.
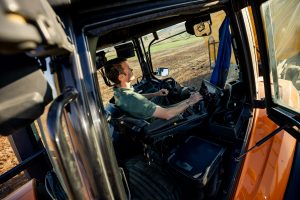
[152,92,202,120]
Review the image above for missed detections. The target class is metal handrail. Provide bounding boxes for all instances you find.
[47,86,125,199]
[47,86,88,199]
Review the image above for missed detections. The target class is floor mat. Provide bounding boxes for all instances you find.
[125,157,182,200]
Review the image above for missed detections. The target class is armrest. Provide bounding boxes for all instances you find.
[144,113,208,141]
[144,115,184,134]
[115,115,149,132]
[121,116,149,127]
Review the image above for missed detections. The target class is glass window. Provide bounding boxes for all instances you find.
[144,11,237,90]
[261,0,300,113]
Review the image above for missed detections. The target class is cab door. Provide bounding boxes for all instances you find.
[250,0,300,138]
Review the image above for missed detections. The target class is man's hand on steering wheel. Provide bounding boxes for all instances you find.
[159,77,177,94]
[156,89,169,96]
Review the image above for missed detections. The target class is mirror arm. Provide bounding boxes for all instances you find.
[205,24,212,36]
[100,68,112,87]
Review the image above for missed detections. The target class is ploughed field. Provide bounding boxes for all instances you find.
[98,40,212,106]
[0,136,28,199]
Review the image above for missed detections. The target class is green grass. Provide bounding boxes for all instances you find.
[151,36,203,54]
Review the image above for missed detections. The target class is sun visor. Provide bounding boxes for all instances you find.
[0,54,53,135]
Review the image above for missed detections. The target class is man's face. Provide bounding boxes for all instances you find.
[119,61,135,83]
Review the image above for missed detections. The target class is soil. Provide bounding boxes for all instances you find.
[0,136,29,199]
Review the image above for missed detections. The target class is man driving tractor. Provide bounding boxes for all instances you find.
[105,57,203,120]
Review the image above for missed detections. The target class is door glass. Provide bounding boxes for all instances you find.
[261,0,300,113]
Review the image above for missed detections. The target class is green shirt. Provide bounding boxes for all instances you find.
[113,87,157,119]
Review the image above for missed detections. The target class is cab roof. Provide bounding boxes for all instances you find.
[49,0,225,47]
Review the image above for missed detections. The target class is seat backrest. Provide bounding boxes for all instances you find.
[105,103,124,118]
[105,103,149,136]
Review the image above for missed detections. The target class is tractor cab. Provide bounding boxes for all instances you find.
[1,0,300,199]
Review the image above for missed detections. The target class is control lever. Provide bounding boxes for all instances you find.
[235,125,288,161]
[186,106,195,115]
[198,101,206,113]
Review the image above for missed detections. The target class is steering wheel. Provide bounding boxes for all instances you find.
[158,77,180,105]
[159,77,178,94]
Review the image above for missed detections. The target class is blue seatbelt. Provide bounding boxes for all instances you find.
[210,17,231,88]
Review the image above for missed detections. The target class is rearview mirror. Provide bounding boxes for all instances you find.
[185,15,212,37]
[155,67,169,77]
[193,22,212,37]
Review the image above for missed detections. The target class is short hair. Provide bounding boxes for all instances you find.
[105,57,127,84]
